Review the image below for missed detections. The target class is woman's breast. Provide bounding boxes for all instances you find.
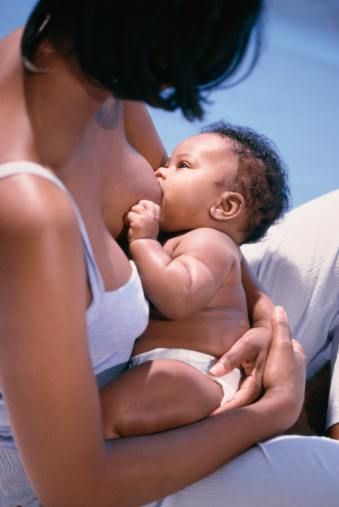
[73,99,162,238]
[103,145,162,237]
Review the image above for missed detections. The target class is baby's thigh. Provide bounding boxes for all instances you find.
[100,360,223,437]
[144,435,339,507]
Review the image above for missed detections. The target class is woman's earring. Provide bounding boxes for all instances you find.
[37,14,51,35]
[22,14,52,74]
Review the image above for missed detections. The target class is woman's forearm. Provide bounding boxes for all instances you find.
[123,101,168,169]
[96,391,293,507]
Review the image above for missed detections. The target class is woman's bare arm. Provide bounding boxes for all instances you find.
[123,101,168,169]
[0,177,305,507]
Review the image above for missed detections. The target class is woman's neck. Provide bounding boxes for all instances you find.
[23,39,112,168]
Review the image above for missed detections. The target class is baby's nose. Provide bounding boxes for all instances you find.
[155,166,168,178]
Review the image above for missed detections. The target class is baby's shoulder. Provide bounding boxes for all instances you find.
[166,228,240,262]
[183,227,237,248]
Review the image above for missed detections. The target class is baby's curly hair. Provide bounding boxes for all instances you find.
[202,121,291,243]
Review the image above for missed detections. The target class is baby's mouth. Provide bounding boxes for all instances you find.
[156,177,165,197]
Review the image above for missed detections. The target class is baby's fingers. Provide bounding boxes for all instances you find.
[125,210,140,225]
[129,204,149,215]
[138,199,155,209]
[138,200,161,219]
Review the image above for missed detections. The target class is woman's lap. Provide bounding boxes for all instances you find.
[145,435,339,507]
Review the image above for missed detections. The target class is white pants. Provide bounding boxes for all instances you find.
[145,190,339,507]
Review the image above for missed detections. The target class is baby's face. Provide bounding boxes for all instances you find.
[155,133,238,232]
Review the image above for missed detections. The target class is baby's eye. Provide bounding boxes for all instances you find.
[178,161,190,169]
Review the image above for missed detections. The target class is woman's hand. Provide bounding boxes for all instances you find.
[262,306,306,426]
[212,306,306,429]
[209,326,271,409]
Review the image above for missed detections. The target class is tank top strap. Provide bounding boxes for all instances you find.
[0,161,103,299]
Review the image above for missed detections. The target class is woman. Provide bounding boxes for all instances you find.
[0,1,338,506]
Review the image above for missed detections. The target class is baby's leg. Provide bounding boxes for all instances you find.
[100,360,223,439]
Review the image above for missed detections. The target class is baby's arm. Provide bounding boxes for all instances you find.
[126,200,237,320]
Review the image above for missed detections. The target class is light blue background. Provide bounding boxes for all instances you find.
[1,0,338,207]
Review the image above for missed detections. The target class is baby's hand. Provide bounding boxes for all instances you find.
[126,200,160,242]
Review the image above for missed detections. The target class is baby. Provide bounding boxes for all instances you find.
[100,121,290,438]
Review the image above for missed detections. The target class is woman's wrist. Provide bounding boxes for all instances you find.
[215,387,300,445]
[252,387,302,436]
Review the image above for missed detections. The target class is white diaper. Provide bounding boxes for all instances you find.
[130,347,241,405]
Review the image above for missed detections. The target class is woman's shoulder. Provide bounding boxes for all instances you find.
[0,167,78,238]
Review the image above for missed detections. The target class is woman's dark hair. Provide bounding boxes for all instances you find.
[21,0,264,120]
[202,121,291,243]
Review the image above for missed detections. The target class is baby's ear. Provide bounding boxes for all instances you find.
[209,191,245,222]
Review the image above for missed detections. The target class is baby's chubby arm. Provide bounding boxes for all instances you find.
[126,200,238,320]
